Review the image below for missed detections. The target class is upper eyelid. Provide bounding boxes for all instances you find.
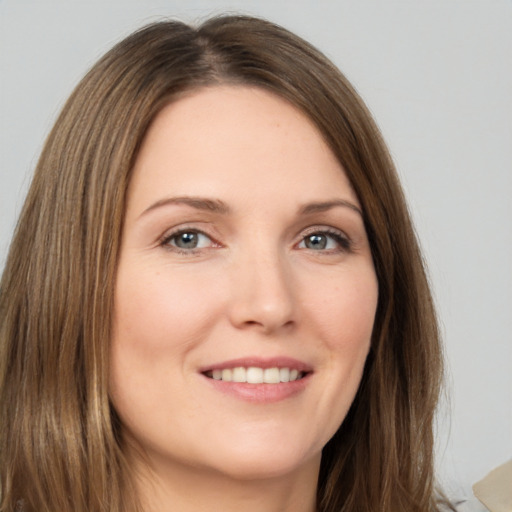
[156,223,353,248]
[298,225,350,240]
[295,225,353,252]
[160,224,348,238]
[160,227,215,243]
[158,229,220,256]
[159,223,215,240]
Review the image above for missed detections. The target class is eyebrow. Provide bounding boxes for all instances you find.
[138,196,362,219]
[139,196,231,218]
[299,199,363,217]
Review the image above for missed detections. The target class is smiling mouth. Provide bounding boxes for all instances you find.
[203,367,307,384]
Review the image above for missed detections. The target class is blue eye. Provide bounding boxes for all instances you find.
[298,230,350,251]
[163,230,213,250]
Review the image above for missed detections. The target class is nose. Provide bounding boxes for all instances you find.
[227,249,296,334]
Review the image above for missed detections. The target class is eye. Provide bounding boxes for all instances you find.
[162,229,214,251]
[298,229,351,252]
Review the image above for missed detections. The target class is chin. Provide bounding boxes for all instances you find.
[197,435,322,481]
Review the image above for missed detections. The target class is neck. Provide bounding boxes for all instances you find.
[132,453,320,512]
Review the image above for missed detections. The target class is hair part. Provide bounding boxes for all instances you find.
[1,15,448,512]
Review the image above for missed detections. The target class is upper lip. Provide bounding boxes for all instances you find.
[198,356,313,373]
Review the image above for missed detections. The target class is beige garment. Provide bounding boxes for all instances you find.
[473,459,512,512]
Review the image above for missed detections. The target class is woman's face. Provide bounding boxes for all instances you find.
[110,86,378,481]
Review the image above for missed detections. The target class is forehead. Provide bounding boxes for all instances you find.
[126,85,359,216]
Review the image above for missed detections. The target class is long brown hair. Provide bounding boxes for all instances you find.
[0,15,448,512]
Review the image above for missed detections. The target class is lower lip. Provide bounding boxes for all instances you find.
[202,374,311,403]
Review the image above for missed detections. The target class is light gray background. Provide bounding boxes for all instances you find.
[1,0,511,502]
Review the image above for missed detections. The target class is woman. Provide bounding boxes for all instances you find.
[0,15,450,512]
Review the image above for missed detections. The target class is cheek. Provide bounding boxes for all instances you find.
[305,266,377,405]
[310,267,378,350]
[109,263,220,415]
[113,262,222,354]
[109,262,219,438]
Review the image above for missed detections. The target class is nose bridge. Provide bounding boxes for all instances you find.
[228,239,296,333]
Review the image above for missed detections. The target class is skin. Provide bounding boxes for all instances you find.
[110,86,378,512]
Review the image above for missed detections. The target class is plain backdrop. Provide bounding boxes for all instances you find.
[1,0,511,501]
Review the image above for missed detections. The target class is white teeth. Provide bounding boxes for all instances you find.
[263,367,280,384]
[209,367,304,384]
[246,367,263,384]
[279,367,290,382]
[221,369,232,382]
[232,367,246,382]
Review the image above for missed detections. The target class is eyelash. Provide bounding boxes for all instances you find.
[159,226,352,255]
[160,227,218,255]
[298,227,352,253]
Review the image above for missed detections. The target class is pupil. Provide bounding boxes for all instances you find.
[176,232,197,248]
[306,234,326,250]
